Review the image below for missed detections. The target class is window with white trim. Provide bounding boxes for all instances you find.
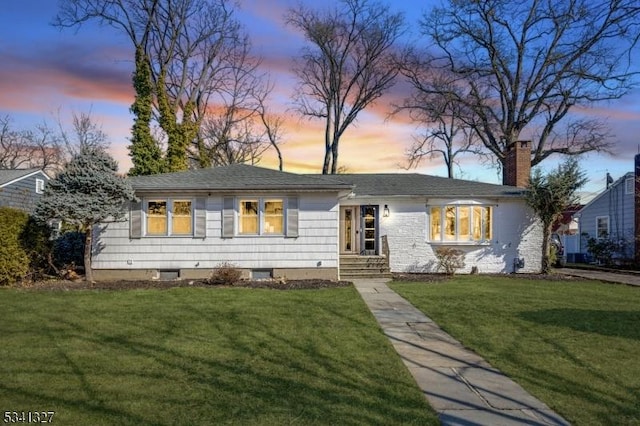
[596,216,609,239]
[429,205,492,243]
[625,177,634,195]
[145,199,193,236]
[35,178,45,194]
[238,198,284,235]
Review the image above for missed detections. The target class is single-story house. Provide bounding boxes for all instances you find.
[577,169,636,262]
[0,168,50,212]
[91,157,543,281]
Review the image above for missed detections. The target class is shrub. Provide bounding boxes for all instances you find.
[53,231,85,272]
[0,208,30,285]
[208,262,242,285]
[585,234,628,266]
[434,247,466,275]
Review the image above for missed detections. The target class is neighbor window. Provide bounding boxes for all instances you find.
[146,199,193,236]
[430,205,492,243]
[35,178,44,194]
[625,177,634,195]
[596,216,609,239]
[238,198,284,235]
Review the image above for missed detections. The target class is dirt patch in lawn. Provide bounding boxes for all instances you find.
[13,278,353,291]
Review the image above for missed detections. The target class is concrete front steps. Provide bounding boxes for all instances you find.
[340,255,391,279]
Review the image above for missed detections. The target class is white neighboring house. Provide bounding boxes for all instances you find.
[91,163,543,281]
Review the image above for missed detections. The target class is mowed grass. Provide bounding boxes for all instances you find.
[0,286,437,425]
[390,276,640,425]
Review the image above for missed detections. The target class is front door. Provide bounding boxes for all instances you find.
[360,205,378,255]
[340,206,358,254]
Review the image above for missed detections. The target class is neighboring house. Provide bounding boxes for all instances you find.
[577,171,636,261]
[91,161,543,281]
[0,168,50,212]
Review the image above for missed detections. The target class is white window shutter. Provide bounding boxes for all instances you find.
[286,196,299,237]
[194,197,206,238]
[129,201,142,239]
[222,197,235,238]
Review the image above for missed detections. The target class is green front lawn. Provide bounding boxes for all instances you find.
[390,276,640,425]
[0,286,437,425]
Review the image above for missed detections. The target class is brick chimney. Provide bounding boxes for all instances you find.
[504,140,531,188]
[635,154,640,264]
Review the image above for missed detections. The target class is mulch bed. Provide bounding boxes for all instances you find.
[9,271,581,292]
[391,272,580,282]
[13,278,353,291]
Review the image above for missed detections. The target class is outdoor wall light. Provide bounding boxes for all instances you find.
[383,205,390,217]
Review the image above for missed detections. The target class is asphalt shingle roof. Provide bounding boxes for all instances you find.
[311,173,525,198]
[129,164,525,198]
[129,163,353,192]
[0,168,43,186]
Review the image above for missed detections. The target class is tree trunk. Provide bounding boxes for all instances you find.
[84,225,93,283]
[330,142,339,174]
[540,224,551,274]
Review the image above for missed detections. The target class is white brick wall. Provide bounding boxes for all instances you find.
[377,198,542,274]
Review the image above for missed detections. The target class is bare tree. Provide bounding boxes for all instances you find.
[55,0,250,173]
[417,0,640,183]
[0,115,65,175]
[194,36,284,169]
[398,59,485,178]
[287,0,405,174]
[57,112,111,156]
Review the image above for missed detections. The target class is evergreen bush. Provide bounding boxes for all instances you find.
[0,207,30,285]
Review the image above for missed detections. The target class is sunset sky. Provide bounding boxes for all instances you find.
[1,0,639,200]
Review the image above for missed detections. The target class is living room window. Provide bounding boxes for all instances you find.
[238,198,284,235]
[430,205,492,243]
[146,199,193,236]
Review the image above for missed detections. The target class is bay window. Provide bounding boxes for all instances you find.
[430,204,492,243]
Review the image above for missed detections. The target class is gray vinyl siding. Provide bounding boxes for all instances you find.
[0,172,46,212]
[92,193,339,271]
[578,174,635,257]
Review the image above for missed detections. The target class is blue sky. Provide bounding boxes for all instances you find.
[1,0,638,201]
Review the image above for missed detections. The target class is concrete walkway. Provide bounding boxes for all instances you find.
[352,279,569,426]
[556,268,640,287]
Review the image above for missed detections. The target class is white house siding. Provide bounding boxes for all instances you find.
[367,197,542,274]
[92,192,339,279]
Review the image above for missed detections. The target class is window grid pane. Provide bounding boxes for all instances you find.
[484,207,492,240]
[172,200,192,234]
[444,206,456,240]
[264,200,284,234]
[147,200,167,235]
[430,207,441,240]
[458,207,470,240]
[239,200,259,234]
